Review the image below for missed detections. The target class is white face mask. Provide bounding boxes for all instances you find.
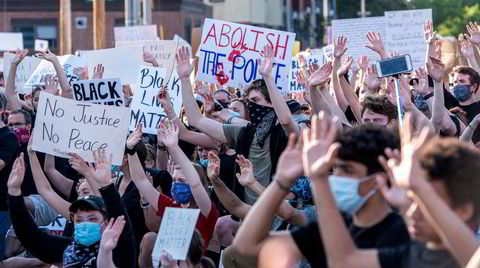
[328,175,377,215]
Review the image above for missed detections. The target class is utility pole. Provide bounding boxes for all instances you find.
[357,0,371,17]
[285,0,292,32]
[310,0,317,48]
[142,0,152,25]
[59,0,72,54]
[93,0,105,49]
[125,0,141,26]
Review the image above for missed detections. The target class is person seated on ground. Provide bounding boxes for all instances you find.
[8,150,136,267]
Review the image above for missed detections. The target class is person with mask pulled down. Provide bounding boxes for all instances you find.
[232,115,410,268]
[7,149,136,268]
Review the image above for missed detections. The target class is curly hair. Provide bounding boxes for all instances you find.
[243,79,271,103]
[336,124,400,175]
[420,137,480,223]
[361,95,398,122]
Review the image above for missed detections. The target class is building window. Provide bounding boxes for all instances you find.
[11,19,58,51]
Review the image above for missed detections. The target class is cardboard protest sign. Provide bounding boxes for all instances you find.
[114,24,158,42]
[115,40,178,83]
[384,9,432,70]
[35,39,49,52]
[3,52,42,94]
[0,33,23,51]
[152,208,200,265]
[332,17,386,62]
[32,92,129,165]
[78,47,144,85]
[39,215,66,236]
[130,66,183,134]
[196,18,296,91]
[72,79,124,106]
[322,44,334,61]
[24,55,88,91]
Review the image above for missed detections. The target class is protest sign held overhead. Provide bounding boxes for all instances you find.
[24,55,88,90]
[115,39,178,82]
[3,52,42,94]
[130,66,183,134]
[35,39,49,52]
[32,92,130,165]
[114,24,159,42]
[384,9,432,69]
[0,33,23,51]
[72,78,124,107]
[288,58,305,93]
[196,18,296,91]
[152,208,200,265]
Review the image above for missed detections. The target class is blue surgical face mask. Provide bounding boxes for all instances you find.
[328,175,377,216]
[74,221,101,246]
[453,84,473,102]
[199,159,209,169]
[171,182,193,204]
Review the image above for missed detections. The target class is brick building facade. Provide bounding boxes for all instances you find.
[0,0,212,52]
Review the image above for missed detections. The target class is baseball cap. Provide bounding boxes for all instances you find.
[69,195,107,215]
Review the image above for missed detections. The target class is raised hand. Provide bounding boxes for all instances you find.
[276,133,304,184]
[206,151,220,183]
[433,39,442,59]
[338,56,353,76]
[356,55,369,72]
[157,85,172,109]
[74,66,89,80]
[425,56,445,82]
[193,81,209,96]
[414,67,430,95]
[127,124,143,150]
[7,153,26,195]
[302,113,339,179]
[160,252,179,268]
[100,216,126,251]
[258,45,274,78]
[308,61,333,88]
[36,49,57,63]
[365,65,381,90]
[423,20,437,44]
[203,93,214,115]
[466,21,480,45]
[158,120,179,147]
[143,51,158,66]
[92,64,104,79]
[296,70,309,89]
[460,40,475,59]
[333,36,348,59]
[92,148,113,187]
[235,155,255,187]
[44,74,59,95]
[11,49,29,66]
[298,54,308,68]
[365,32,386,56]
[68,153,94,177]
[175,46,193,79]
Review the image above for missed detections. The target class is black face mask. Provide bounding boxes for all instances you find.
[218,100,230,109]
[247,101,276,147]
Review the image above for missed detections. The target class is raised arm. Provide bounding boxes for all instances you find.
[28,150,71,219]
[338,56,362,122]
[258,45,298,135]
[207,151,251,218]
[98,216,126,268]
[461,40,480,74]
[460,114,480,142]
[331,36,350,111]
[5,50,28,111]
[68,152,101,196]
[159,120,212,217]
[36,50,71,98]
[365,32,388,60]
[126,125,160,212]
[427,56,449,132]
[466,21,480,67]
[233,133,305,256]
[176,46,227,143]
[43,154,74,198]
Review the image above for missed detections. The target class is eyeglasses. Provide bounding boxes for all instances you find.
[8,122,26,127]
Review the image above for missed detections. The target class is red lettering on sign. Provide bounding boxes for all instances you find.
[250,29,264,52]
[231,27,244,48]
[275,34,289,60]
[219,24,231,48]
[203,23,218,45]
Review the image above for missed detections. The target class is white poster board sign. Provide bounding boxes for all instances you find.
[3,52,42,93]
[72,78,124,106]
[78,47,144,85]
[115,40,178,82]
[384,9,432,70]
[332,17,386,62]
[32,92,129,165]
[287,54,324,93]
[197,18,296,91]
[173,34,192,58]
[322,44,334,61]
[35,39,49,52]
[152,208,200,265]
[130,66,183,134]
[114,25,158,42]
[0,33,23,51]
[24,55,88,90]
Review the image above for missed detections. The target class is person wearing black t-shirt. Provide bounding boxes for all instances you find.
[453,67,480,143]
[232,123,409,268]
[0,93,18,260]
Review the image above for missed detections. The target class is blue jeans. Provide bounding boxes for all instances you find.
[0,212,11,260]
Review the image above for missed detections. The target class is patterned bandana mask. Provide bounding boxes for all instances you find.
[247,101,277,148]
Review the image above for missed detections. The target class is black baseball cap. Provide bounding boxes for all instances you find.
[69,195,107,215]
